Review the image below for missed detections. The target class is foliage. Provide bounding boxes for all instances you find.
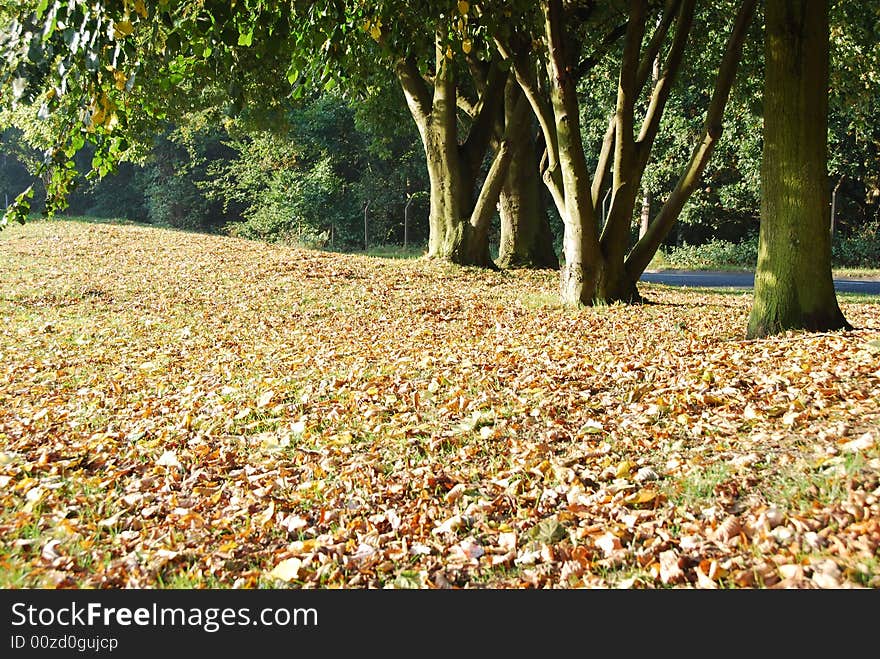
[661,235,758,270]
[2,219,878,588]
[226,156,349,247]
[0,127,42,211]
[659,228,880,271]
[210,89,428,250]
[141,128,235,231]
[832,223,880,268]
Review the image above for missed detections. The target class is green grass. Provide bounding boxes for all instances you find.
[364,245,426,260]
[664,464,732,510]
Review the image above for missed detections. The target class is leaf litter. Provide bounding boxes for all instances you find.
[1,220,878,589]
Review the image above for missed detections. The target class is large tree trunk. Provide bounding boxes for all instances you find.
[746,0,850,338]
[423,124,473,262]
[597,0,692,303]
[496,82,558,270]
[501,0,752,306]
[395,39,506,269]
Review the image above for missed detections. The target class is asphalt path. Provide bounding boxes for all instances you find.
[639,270,880,295]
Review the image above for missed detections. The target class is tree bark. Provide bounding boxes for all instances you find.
[597,0,693,303]
[499,0,752,306]
[496,80,558,269]
[394,38,508,268]
[747,0,850,338]
[544,0,604,305]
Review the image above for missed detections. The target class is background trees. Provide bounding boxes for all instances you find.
[1,0,877,335]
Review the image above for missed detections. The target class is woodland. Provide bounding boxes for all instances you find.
[0,1,878,589]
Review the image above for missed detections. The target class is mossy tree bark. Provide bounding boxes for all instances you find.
[496,79,559,270]
[396,35,522,269]
[746,0,850,338]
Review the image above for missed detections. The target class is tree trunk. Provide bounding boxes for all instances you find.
[423,125,474,262]
[746,0,850,338]
[496,82,558,270]
[395,44,510,269]
[597,0,691,303]
[639,189,652,239]
[540,0,604,305]
[500,0,751,305]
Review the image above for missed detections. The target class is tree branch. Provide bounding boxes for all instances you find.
[636,0,681,92]
[394,56,432,135]
[636,0,696,153]
[625,0,758,278]
[463,60,507,177]
[494,34,560,176]
[469,94,529,232]
[591,117,616,208]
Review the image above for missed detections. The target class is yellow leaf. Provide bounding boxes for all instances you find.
[268,557,302,582]
[462,39,473,54]
[624,488,658,506]
[458,0,470,14]
[370,23,382,41]
[113,69,128,91]
[256,501,275,526]
[218,540,237,553]
[134,0,148,18]
[114,20,133,38]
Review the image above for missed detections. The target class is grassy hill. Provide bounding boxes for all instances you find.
[1,219,878,588]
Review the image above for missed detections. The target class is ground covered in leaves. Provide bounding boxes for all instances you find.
[2,219,879,589]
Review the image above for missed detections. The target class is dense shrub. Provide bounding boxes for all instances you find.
[832,224,880,267]
[659,226,880,271]
[143,129,236,231]
[225,158,350,247]
[661,235,759,270]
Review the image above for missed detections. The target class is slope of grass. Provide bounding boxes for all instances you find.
[1,219,878,589]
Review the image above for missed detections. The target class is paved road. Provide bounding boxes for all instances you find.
[639,270,880,295]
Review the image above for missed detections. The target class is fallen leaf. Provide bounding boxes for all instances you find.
[269,558,302,582]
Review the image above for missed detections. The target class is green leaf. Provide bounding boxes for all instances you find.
[1,186,34,229]
[238,30,253,47]
[528,516,567,544]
